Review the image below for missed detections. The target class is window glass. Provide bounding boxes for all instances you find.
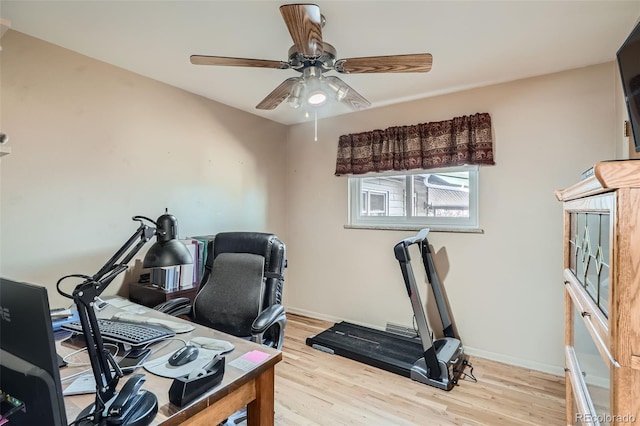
[348,166,479,230]
[369,192,387,215]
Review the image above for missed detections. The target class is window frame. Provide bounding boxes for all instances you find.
[348,165,480,231]
[361,189,389,216]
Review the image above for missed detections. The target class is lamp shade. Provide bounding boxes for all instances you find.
[142,211,193,268]
[143,239,192,268]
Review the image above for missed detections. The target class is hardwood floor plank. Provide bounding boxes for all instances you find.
[272,314,565,425]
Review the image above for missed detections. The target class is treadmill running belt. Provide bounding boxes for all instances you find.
[306,321,425,377]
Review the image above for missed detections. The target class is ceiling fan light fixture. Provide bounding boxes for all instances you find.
[287,81,305,108]
[288,96,302,109]
[302,66,328,107]
[326,78,350,102]
[335,86,349,102]
[307,90,328,106]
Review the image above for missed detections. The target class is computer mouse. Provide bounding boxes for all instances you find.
[168,344,199,367]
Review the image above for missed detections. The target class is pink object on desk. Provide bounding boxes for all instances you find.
[242,350,270,364]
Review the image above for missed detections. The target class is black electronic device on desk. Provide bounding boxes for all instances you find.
[54,210,193,426]
[169,354,225,407]
[118,348,152,375]
[0,278,68,426]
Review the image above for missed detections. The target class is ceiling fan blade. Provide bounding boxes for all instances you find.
[279,4,323,58]
[256,77,300,110]
[335,53,433,74]
[325,76,371,111]
[190,55,290,69]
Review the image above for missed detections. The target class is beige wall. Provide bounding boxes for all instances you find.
[284,63,618,373]
[0,31,288,307]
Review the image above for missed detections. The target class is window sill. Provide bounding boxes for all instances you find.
[343,224,484,234]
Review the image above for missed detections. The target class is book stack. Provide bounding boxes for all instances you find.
[150,266,181,291]
[148,238,207,291]
[50,308,74,320]
[50,307,79,335]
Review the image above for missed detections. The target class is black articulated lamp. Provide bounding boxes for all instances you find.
[57,210,192,426]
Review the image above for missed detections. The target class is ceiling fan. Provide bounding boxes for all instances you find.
[190,3,433,112]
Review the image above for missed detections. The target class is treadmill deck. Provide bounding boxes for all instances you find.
[305,321,424,377]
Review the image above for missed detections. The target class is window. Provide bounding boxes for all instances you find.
[348,165,479,230]
[361,190,388,216]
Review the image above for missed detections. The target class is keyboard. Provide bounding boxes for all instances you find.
[61,318,176,346]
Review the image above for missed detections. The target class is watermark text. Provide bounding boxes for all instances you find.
[576,413,636,423]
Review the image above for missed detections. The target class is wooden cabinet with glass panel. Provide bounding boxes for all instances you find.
[556,160,640,425]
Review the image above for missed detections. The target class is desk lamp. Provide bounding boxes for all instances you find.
[57,210,193,425]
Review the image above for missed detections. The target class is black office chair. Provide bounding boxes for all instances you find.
[155,232,287,351]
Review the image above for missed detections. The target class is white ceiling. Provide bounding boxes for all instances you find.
[2,1,639,125]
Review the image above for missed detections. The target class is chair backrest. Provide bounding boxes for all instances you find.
[192,232,286,338]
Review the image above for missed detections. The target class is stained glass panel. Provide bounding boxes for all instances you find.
[568,212,610,318]
[599,214,610,317]
[570,213,577,273]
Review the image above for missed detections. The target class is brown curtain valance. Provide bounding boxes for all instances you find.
[335,112,494,175]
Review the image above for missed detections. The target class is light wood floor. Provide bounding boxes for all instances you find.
[272,314,565,426]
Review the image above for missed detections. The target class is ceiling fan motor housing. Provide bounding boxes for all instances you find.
[288,42,337,73]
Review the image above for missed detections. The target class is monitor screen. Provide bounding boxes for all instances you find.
[0,278,67,425]
[617,20,640,152]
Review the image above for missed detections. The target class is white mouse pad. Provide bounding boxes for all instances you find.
[190,336,235,353]
[143,347,219,379]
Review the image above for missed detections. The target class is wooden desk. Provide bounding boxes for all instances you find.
[58,299,282,425]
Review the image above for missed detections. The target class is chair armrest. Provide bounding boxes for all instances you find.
[154,297,192,317]
[251,304,285,335]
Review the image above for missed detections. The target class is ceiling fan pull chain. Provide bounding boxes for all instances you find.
[314,111,318,142]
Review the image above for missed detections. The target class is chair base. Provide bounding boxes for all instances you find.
[220,407,247,426]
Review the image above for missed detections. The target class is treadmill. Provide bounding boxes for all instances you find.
[306,228,467,391]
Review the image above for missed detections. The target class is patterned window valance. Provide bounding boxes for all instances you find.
[335,112,494,175]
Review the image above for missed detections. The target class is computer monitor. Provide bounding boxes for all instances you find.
[0,278,67,425]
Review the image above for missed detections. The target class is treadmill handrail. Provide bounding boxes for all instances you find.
[394,228,458,343]
[394,228,429,264]
[401,228,430,247]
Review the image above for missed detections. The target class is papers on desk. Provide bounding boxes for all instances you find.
[100,296,195,334]
[99,296,145,313]
[105,297,136,309]
[63,374,96,396]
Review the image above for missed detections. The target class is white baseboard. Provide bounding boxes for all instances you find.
[462,346,565,377]
[287,307,386,332]
[287,307,565,377]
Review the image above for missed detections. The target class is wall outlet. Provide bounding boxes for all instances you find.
[625,120,631,138]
